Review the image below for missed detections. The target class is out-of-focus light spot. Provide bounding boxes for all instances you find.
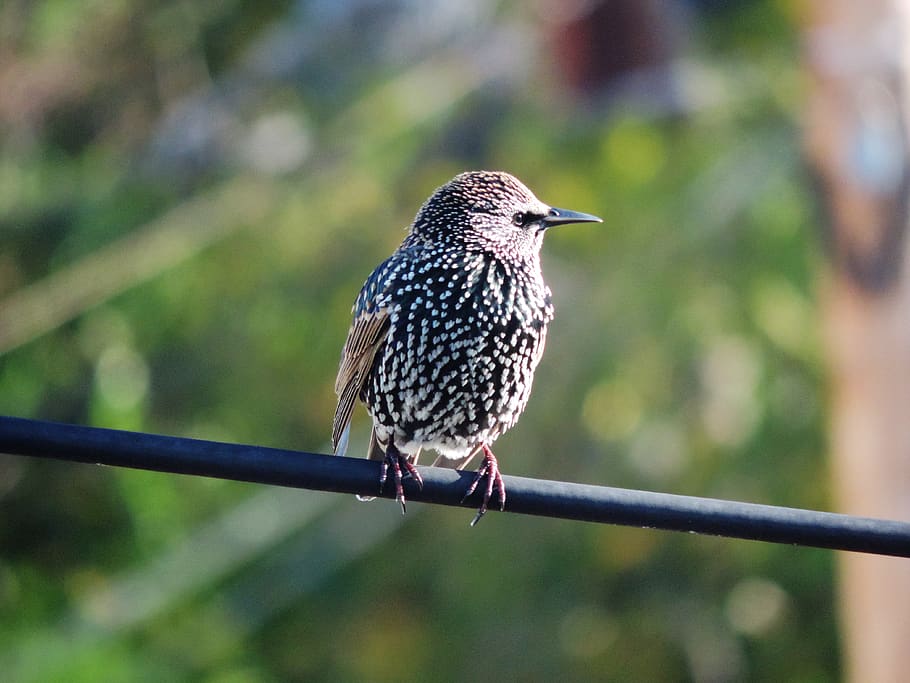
[627,418,687,483]
[751,277,815,358]
[602,118,666,187]
[582,378,643,442]
[680,613,745,683]
[769,373,817,429]
[594,524,659,571]
[850,79,904,195]
[675,284,736,339]
[725,577,789,636]
[78,309,134,360]
[225,489,284,544]
[243,112,310,175]
[699,336,762,447]
[559,604,616,659]
[95,344,150,412]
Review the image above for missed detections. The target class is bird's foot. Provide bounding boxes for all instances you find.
[462,444,506,526]
[379,443,423,514]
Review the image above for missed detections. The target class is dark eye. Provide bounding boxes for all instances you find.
[512,212,526,227]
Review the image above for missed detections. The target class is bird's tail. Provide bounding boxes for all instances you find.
[366,428,385,462]
[352,430,381,501]
[334,424,351,458]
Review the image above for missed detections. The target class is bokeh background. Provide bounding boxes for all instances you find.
[0,1,841,681]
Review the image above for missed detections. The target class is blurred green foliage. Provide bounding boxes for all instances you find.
[0,1,836,681]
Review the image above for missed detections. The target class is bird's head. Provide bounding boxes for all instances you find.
[411,171,602,258]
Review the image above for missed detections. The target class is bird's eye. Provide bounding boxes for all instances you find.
[512,212,526,227]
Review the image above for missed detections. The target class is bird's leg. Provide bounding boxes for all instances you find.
[463,443,506,526]
[380,440,423,514]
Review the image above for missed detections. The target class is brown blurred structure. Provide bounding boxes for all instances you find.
[804,1,910,681]
[544,0,686,111]
[548,0,675,93]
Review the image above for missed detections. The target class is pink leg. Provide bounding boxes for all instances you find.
[462,444,506,526]
[380,441,423,514]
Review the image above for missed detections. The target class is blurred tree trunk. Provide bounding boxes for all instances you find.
[804,2,910,681]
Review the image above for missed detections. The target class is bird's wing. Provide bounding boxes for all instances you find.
[332,255,402,453]
[332,307,390,453]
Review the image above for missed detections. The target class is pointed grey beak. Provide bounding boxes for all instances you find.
[542,207,603,228]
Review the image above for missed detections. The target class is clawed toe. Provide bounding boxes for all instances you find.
[380,443,423,514]
[463,444,506,526]
[376,442,505,524]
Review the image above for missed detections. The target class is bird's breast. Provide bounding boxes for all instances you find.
[364,253,553,449]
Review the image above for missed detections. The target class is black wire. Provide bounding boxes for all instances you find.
[1,415,908,557]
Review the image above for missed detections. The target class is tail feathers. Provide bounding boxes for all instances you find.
[366,429,385,461]
[334,424,351,458]
[354,429,381,502]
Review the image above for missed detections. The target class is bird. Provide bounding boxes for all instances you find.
[332,171,601,524]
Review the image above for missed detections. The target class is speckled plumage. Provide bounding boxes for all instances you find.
[333,171,601,523]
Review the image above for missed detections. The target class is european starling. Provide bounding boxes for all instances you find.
[332,171,601,524]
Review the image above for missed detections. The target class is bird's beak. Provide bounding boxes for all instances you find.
[542,207,603,228]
